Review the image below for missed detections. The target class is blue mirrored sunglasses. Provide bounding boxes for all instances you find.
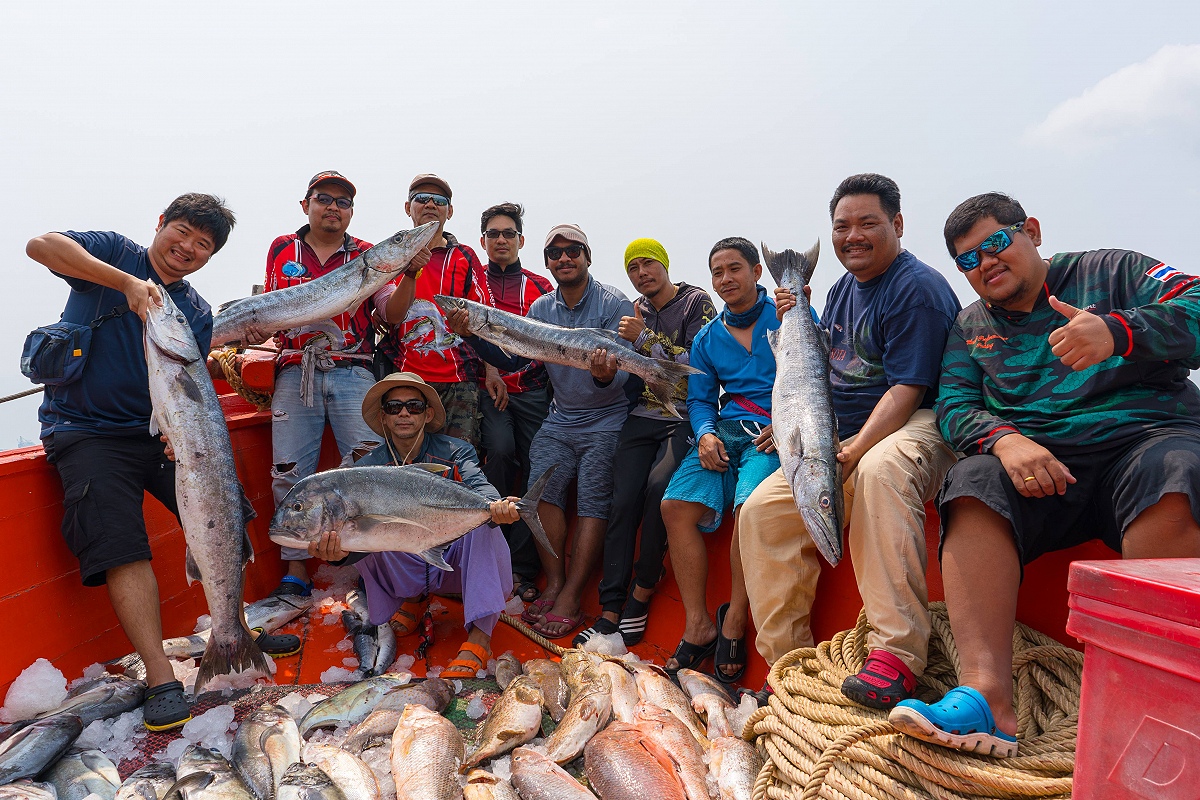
[954,221,1025,272]
[410,192,450,207]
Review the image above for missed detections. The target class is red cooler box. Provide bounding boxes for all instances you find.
[1066,559,1200,800]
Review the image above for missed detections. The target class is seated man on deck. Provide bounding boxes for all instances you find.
[741,174,960,708]
[27,194,299,732]
[660,237,780,683]
[444,223,636,641]
[889,192,1200,758]
[305,372,521,679]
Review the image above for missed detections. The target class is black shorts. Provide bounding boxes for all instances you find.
[45,431,178,587]
[937,427,1200,569]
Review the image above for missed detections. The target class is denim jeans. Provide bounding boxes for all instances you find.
[272,364,381,561]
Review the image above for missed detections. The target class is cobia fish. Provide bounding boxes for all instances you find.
[0,715,82,785]
[144,292,269,692]
[45,748,121,800]
[762,241,845,566]
[509,747,594,800]
[211,221,439,347]
[433,296,702,419]
[268,464,557,571]
[389,705,464,800]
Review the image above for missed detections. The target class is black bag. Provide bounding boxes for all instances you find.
[21,304,129,386]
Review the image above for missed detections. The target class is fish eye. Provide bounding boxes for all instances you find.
[291,502,303,512]
[819,494,831,510]
[175,314,187,324]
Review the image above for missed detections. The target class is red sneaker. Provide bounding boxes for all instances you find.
[841,649,916,710]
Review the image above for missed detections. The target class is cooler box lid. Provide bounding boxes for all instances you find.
[1068,559,1200,630]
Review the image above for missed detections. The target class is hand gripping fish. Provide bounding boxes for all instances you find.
[144,292,270,692]
[433,295,701,418]
[762,240,846,566]
[210,221,439,347]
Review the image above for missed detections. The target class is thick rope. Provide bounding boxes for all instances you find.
[0,386,43,404]
[499,612,567,656]
[747,602,1079,800]
[212,347,273,411]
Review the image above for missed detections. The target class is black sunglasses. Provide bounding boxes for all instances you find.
[545,244,585,260]
[484,229,520,240]
[382,399,429,416]
[310,192,353,210]
[410,192,450,207]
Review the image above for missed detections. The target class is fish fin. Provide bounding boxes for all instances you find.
[215,297,249,316]
[193,624,270,695]
[403,463,452,476]
[418,545,454,572]
[241,525,255,567]
[148,410,161,437]
[184,546,202,584]
[174,370,204,403]
[164,771,214,799]
[767,328,780,354]
[761,239,821,288]
[643,359,704,420]
[518,465,559,558]
[592,328,621,342]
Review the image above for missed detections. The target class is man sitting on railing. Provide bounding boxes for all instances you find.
[890,191,1200,758]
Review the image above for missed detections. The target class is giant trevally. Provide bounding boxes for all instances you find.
[267,464,557,571]
[44,748,121,800]
[231,703,301,800]
[762,241,845,566]
[210,221,439,347]
[0,715,82,785]
[145,291,269,692]
[433,295,702,418]
[167,745,256,799]
[32,675,144,728]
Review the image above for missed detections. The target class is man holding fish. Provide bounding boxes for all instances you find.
[741,174,960,707]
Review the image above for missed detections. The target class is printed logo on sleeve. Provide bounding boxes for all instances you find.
[1145,263,1181,282]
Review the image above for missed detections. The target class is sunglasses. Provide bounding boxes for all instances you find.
[954,222,1025,272]
[545,244,585,261]
[382,399,429,416]
[410,192,450,207]
[310,192,353,210]
[484,229,520,240]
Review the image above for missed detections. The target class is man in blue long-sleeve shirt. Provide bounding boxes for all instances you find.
[660,237,780,682]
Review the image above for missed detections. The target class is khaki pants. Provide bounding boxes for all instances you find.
[739,409,956,672]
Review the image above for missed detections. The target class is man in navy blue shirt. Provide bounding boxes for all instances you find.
[27,194,240,731]
[740,174,961,707]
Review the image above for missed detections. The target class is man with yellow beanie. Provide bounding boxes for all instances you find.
[574,238,717,648]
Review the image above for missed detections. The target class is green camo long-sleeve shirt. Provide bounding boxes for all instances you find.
[936,249,1200,455]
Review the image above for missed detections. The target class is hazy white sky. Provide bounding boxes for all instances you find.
[3,1,1198,445]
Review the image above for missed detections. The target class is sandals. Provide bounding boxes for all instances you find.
[713,603,747,685]
[572,617,620,648]
[890,686,1018,758]
[665,636,717,674]
[252,628,302,658]
[513,576,541,602]
[442,641,491,679]
[530,611,585,639]
[390,598,427,638]
[271,576,313,598]
[841,649,916,709]
[618,593,651,646]
[143,681,192,731]
[520,597,554,624]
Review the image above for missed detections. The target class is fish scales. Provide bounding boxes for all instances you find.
[762,241,846,566]
[0,716,83,786]
[509,748,594,800]
[389,705,464,800]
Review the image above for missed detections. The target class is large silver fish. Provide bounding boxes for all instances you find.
[32,675,144,728]
[169,745,256,799]
[0,780,57,799]
[232,703,301,800]
[301,743,381,800]
[268,464,557,571]
[342,587,396,680]
[45,748,121,800]
[341,679,453,755]
[297,674,411,736]
[211,222,439,347]
[433,296,702,419]
[144,292,269,692]
[0,715,82,785]
[762,241,845,566]
[275,763,345,800]
[115,762,176,800]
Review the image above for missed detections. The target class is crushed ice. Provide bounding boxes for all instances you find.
[1,658,68,722]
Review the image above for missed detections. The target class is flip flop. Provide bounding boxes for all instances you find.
[530,611,585,639]
[521,597,554,624]
[442,641,491,679]
[713,602,747,685]
[143,681,191,731]
[390,598,427,638]
[890,686,1018,758]
[665,636,717,674]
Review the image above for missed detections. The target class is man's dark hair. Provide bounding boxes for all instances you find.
[162,193,236,253]
[708,237,759,269]
[829,173,902,220]
[481,202,525,234]
[943,192,1027,258]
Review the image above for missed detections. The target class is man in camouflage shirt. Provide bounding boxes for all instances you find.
[889,192,1200,759]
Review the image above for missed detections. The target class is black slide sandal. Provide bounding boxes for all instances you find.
[666,636,717,674]
[714,602,747,685]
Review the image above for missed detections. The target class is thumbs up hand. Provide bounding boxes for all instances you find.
[618,302,647,343]
[1047,295,1115,371]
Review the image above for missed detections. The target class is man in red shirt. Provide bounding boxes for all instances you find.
[261,171,428,596]
[376,174,492,450]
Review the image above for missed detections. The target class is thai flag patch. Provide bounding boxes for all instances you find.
[1146,263,1181,282]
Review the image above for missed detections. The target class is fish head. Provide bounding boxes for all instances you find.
[267,479,349,549]
[795,457,845,566]
[144,290,201,364]
[366,220,441,274]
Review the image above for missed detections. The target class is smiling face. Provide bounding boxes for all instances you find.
[626,257,671,301]
[831,193,903,282]
[482,214,523,266]
[709,248,762,312]
[545,235,590,289]
[405,182,453,230]
[301,180,354,237]
[147,214,217,282]
[954,215,1046,312]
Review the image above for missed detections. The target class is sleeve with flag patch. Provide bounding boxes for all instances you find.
[1101,251,1200,366]
[935,322,1020,455]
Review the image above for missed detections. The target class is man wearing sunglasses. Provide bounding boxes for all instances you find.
[741,174,960,704]
[476,202,554,604]
[889,192,1200,759]
[376,174,492,451]
[259,171,430,598]
[303,372,521,680]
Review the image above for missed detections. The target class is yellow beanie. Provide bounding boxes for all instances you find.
[624,238,669,271]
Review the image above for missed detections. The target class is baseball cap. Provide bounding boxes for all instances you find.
[306,170,356,198]
[408,174,452,201]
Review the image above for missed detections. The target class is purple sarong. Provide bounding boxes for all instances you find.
[355,524,514,635]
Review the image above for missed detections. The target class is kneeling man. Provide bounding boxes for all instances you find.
[890,192,1200,758]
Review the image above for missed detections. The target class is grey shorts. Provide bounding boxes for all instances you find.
[528,426,620,519]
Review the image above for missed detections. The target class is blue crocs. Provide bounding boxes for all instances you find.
[889,686,1018,758]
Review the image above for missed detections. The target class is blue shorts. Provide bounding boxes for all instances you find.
[528,425,620,520]
[663,418,780,532]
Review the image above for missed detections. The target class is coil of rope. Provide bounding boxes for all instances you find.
[212,346,273,411]
[744,602,1081,800]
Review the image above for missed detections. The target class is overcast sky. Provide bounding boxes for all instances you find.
[3,1,1198,445]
